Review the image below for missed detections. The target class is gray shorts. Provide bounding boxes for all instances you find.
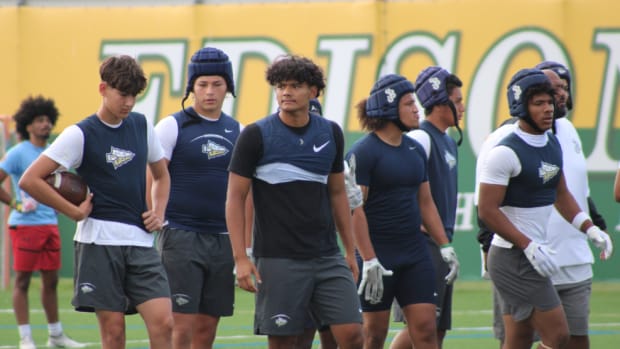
[488,245,560,322]
[72,242,170,313]
[556,279,591,336]
[157,227,234,316]
[392,237,452,330]
[254,255,362,336]
[492,279,591,340]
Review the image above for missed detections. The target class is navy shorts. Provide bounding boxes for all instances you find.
[360,254,436,312]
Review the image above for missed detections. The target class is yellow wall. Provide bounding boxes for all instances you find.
[2,1,620,280]
[1,1,618,138]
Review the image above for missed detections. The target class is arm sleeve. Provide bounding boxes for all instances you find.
[331,122,345,173]
[154,116,178,160]
[406,129,431,159]
[147,118,165,163]
[587,196,607,230]
[479,145,521,186]
[43,125,84,170]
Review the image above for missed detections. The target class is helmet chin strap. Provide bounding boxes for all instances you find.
[447,101,463,146]
[392,118,411,132]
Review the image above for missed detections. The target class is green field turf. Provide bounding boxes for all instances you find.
[1,278,619,348]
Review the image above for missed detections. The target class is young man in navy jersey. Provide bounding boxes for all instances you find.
[478,68,612,349]
[346,74,458,349]
[153,46,243,349]
[476,64,613,349]
[226,54,364,349]
[20,55,173,349]
[390,66,464,349]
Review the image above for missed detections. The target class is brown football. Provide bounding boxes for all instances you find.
[44,171,89,205]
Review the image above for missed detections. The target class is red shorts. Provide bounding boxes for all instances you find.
[10,225,61,272]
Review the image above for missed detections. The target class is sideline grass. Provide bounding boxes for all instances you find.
[1,278,619,348]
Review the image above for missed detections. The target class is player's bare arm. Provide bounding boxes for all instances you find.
[244,188,254,254]
[144,158,170,232]
[19,155,92,221]
[328,171,359,281]
[478,182,530,249]
[226,172,260,292]
[0,169,15,208]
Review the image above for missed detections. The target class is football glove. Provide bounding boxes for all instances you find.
[586,226,613,260]
[357,258,393,304]
[523,241,558,277]
[440,244,460,284]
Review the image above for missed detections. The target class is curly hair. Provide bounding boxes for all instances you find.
[13,95,59,140]
[265,55,325,97]
[99,55,147,96]
[356,98,390,131]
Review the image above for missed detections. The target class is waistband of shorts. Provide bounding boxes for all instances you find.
[9,224,57,230]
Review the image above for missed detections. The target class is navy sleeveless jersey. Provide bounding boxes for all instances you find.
[250,113,340,259]
[498,132,562,208]
[76,113,148,230]
[419,121,458,241]
[166,109,240,233]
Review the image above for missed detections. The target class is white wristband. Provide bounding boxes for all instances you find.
[571,211,589,231]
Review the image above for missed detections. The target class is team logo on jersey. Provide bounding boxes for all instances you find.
[106,146,135,170]
[444,150,457,169]
[429,76,441,90]
[202,140,229,159]
[511,84,522,101]
[78,283,95,294]
[385,88,397,103]
[172,294,191,306]
[538,161,560,183]
[271,314,291,327]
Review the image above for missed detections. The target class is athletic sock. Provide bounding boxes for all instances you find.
[48,322,63,337]
[18,324,32,339]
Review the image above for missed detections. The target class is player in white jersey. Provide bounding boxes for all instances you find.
[478,68,612,349]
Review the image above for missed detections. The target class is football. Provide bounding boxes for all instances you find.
[44,171,89,205]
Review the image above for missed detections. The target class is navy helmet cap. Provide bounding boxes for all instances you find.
[535,60,572,110]
[186,47,235,97]
[506,68,550,118]
[365,74,415,119]
[414,66,451,109]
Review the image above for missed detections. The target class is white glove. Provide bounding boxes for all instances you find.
[440,245,460,285]
[344,155,363,210]
[523,241,558,277]
[357,258,393,304]
[586,226,613,260]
